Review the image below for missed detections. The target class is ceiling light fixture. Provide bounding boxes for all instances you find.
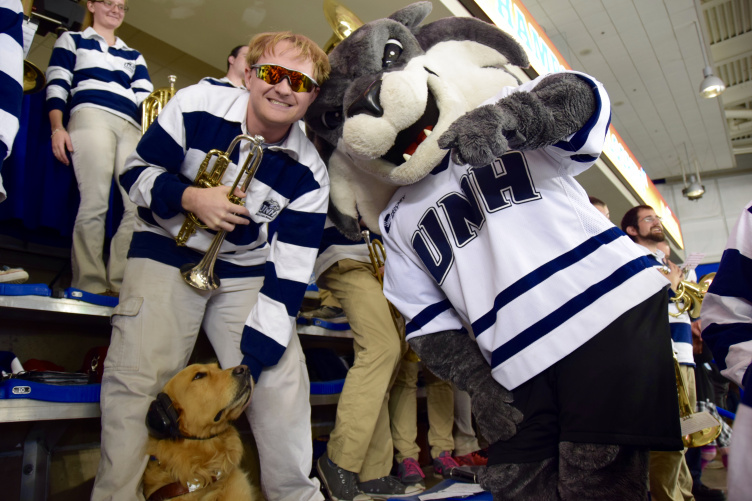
[693,19,725,98]
[680,143,705,201]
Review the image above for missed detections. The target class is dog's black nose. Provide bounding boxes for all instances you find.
[233,365,247,376]
[347,78,383,118]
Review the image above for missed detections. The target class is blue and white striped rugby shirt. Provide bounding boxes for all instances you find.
[380,72,670,390]
[0,0,23,181]
[120,84,330,380]
[703,200,752,389]
[46,27,152,127]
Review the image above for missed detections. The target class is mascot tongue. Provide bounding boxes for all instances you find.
[404,126,433,158]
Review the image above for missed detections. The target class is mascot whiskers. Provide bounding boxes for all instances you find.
[306,2,683,500]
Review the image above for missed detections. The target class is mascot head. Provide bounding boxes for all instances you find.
[305,1,529,240]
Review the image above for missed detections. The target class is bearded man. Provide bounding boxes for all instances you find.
[622,205,697,501]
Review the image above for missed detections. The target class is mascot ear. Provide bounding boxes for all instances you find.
[146,392,182,440]
[388,1,433,30]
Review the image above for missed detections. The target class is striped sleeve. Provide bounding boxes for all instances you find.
[131,52,153,106]
[45,31,76,112]
[546,72,610,176]
[0,0,23,169]
[240,156,329,381]
[702,200,752,388]
[120,88,189,217]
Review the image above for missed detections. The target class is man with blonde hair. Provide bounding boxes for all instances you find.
[93,32,331,501]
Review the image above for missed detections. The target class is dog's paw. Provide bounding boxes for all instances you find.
[438,105,519,167]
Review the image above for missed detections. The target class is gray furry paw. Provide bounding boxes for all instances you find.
[472,374,523,443]
[438,104,523,167]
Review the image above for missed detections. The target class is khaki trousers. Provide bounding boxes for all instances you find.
[92,258,322,501]
[390,359,455,462]
[649,365,697,501]
[68,108,139,293]
[317,259,403,481]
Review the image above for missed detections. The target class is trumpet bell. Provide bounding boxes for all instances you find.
[23,60,46,94]
[680,411,722,448]
[180,262,220,291]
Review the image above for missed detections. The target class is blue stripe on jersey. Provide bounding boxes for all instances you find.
[473,227,624,337]
[406,298,454,336]
[72,66,133,90]
[0,70,21,120]
[259,262,308,316]
[276,209,326,248]
[128,231,265,279]
[670,322,693,348]
[257,149,324,201]
[491,254,655,367]
[0,1,22,164]
[318,224,364,254]
[240,326,287,382]
[570,154,598,163]
[71,89,140,122]
[135,121,187,175]
[708,249,752,303]
[47,47,76,73]
[703,322,752,372]
[183,111,242,159]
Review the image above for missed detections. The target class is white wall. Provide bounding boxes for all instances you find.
[656,173,752,263]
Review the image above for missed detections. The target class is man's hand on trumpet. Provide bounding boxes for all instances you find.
[660,258,683,293]
[181,185,251,232]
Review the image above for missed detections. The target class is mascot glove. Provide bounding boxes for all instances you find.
[409,331,523,444]
[470,371,523,444]
[437,104,525,167]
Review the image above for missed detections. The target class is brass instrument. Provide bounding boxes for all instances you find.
[674,355,721,447]
[322,0,364,53]
[23,60,46,94]
[362,229,403,331]
[362,229,418,361]
[178,134,265,290]
[141,75,176,135]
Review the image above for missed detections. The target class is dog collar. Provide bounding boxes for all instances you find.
[147,470,222,501]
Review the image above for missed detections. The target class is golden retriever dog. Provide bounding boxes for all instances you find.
[142,363,254,501]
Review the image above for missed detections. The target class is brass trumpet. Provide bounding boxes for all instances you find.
[362,229,403,333]
[178,134,265,290]
[668,277,711,319]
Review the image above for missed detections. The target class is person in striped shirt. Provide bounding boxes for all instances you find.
[92,31,330,501]
[199,44,249,89]
[702,199,752,501]
[0,0,22,203]
[45,0,152,295]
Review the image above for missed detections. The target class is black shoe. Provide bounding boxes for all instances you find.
[692,483,726,501]
[358,475,423,499]
[316,452,370,501]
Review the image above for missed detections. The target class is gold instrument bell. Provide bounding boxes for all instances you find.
[322,0,363,53]
[674,355,721,447]
[23,60,46,94]
[142,75,177,135]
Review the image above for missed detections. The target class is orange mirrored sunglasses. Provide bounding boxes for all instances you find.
[251,64,319,93]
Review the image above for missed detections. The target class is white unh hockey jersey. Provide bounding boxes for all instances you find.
[379,72,670,390]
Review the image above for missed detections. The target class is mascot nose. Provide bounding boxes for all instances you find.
[347,78,383,118]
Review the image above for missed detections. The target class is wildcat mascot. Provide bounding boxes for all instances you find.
[305,3,683,499]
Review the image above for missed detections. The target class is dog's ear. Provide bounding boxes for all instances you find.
[146,392,182,439]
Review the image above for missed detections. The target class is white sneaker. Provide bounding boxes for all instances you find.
[0,266,29,284]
